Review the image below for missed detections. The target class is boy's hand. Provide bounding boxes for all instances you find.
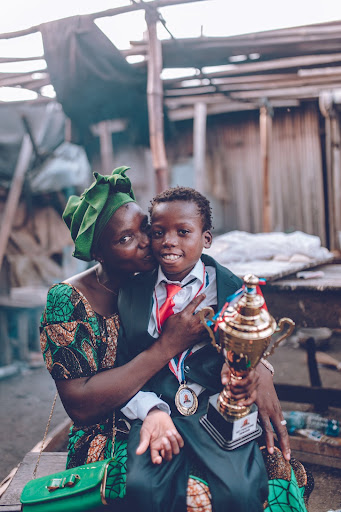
[136,408,184,464]
[221,364,258,406]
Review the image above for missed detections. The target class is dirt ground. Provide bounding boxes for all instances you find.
[0,333,340,511]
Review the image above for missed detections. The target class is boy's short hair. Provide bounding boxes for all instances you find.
[149,186,213,231]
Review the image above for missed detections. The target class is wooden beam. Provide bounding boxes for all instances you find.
[167,99,300,121]
[0,56,44,64]
[0,0,205,40]
[260,104,273,233]
[164,73,341,99]
[146,7,169,193]
[0,135,33,271]
[97,121,115,174]
[0,96,53,106]
[193,102,207,193]
[230,83,341,100]
[162,53,341,85]
[0,74,49,88]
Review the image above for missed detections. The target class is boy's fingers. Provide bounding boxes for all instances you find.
[166,430,183,455]
[136,431,150,455]
[150,448,162,464]
[161,437,173,461]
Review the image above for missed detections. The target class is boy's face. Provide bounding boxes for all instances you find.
[150,200,212,282]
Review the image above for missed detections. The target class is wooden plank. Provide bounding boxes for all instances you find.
[168,100,300,121]
[260,105,272,232]
[163,53,341,85]
[275,384,341,408]
[0,0,205,39]
[31,418,71,454]
[0,135,32,272]
[193,102,207,193]
[290,435,341,469]
[146,8,169,192]
[97,121,115,175]
[0,453,67,508]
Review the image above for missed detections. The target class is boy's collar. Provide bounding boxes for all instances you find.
[155,258,204,287]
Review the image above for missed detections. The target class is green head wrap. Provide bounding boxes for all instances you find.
[63,166,136,261]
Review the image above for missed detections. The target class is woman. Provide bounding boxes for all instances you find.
[40,166,312,511]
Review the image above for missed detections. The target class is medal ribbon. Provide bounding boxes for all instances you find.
[208,278,267,331]
[168,348,192,384]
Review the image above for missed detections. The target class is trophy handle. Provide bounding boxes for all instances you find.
[199,307,222,353]
[263,317,295,358]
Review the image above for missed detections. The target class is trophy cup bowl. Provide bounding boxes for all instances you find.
[198,274,295,450]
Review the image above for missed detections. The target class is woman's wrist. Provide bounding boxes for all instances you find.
[260,358,274,376]
[146,335,174,368]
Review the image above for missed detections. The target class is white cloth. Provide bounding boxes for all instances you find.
[121,259,218,421]
[121,391,171,421]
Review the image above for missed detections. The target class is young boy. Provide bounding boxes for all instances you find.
[116,187,268,512]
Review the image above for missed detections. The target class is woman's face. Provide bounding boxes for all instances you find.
[96,202,156,274]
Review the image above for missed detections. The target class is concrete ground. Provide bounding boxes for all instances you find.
[0,332,340,511]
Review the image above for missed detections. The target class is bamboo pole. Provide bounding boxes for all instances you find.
[193,102,207,193]
[145,7,169,193]
[98,121,115,174]
[0,0,205,40]
[0,135,33,271]
[260,104,273,233]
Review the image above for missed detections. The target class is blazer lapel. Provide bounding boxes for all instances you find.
[118,270,157,343]
[201,253,243,309]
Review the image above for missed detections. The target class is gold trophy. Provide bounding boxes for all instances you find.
[199,274,294,450]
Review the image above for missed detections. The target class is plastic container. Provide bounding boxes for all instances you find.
[283,411,339,437]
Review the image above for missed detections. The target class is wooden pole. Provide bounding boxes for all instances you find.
[0,0,205,40]
[0,135,33,271]
[145,7,169,193]
[193,102,207,193]
[97,121,115,174]
[260,104,273,232]
[319,92,336,249]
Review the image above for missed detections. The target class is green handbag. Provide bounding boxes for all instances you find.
[20,393,126,511]
[20,456,125,512]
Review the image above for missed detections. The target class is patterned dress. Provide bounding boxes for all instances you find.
[40,283,126,470]
[40,283,313,512]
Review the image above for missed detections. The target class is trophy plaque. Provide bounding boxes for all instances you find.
[199,274,294,450]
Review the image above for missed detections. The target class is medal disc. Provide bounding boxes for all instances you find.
[175,384,198,416]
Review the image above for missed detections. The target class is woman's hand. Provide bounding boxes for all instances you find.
[159,294,210,359]
[221,362,291,460]
[221,364,258,406]
[255,363,291,460]
[136,408,184,464]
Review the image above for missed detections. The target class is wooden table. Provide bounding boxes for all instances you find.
[262,263,341,329]
[262,262,341,408]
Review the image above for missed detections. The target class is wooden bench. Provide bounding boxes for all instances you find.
[0,418,71,511]
[0,452,67,512]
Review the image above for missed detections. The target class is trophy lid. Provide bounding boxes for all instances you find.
[218,274,277,341]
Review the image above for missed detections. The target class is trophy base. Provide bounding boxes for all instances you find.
[200,393,263,450]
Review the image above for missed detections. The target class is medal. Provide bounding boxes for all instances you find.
[175,383,198,416]
[168,349,198,416]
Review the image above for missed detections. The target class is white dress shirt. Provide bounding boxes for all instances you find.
[121,259,217,421]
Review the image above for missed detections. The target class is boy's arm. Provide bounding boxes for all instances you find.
[121,391,170,420]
